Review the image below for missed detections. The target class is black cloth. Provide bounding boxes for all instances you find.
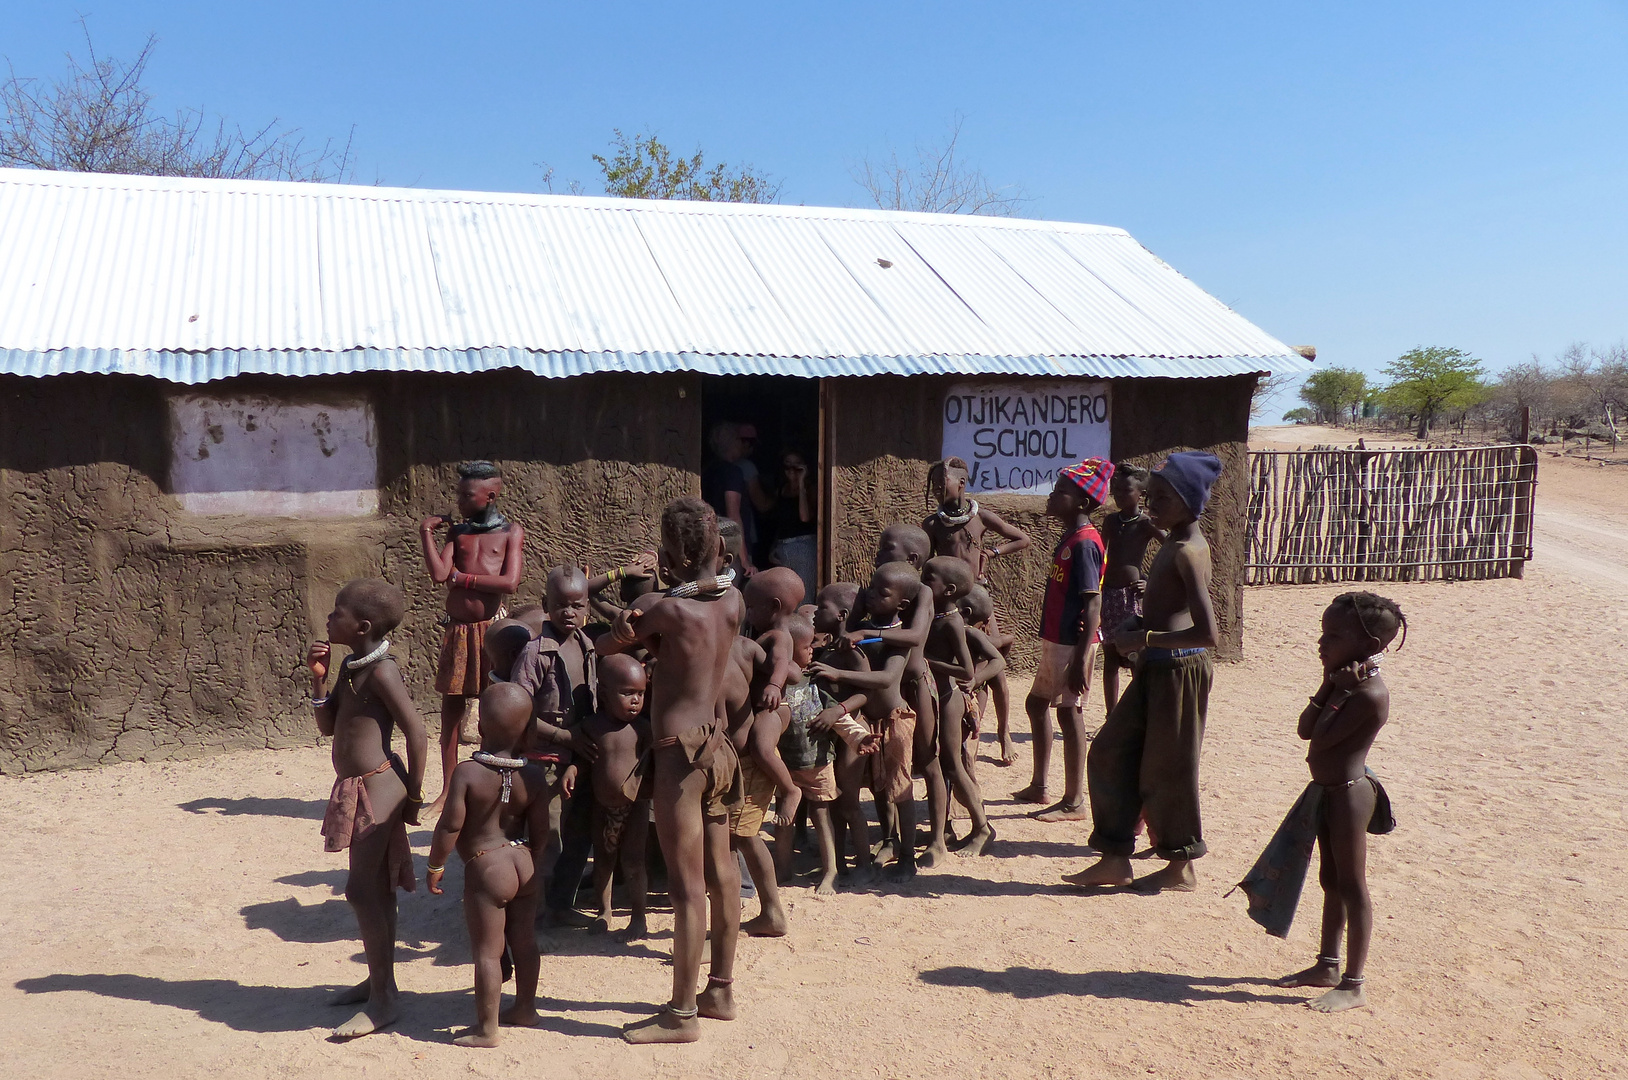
[702,461,748,522]
[545,779,595,912]
[770,493,816,539]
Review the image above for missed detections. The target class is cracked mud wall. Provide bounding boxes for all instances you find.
[826,375,1254,672]
[1,370,699,773]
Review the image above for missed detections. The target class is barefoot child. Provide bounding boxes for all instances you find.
[953,587,1007,783]
[1067,451,1221,894]
[425,682,550,1047]
[1016,459,1112,823]
[811,583,880,877]
[306,579,428,1039]
[920,556,995,856]
[1240,593,1403,1013]
[421,462,525,814]
[1099,466,1166,719]
[923,457,1031,766]
[560,654,653,937]
[602,497,746,1043]
[813,562,921,880]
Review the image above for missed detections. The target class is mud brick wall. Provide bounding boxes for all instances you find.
[0,370,699,773]
[826,374,1255,671]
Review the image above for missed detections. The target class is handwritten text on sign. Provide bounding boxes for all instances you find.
[941,381,1111,495]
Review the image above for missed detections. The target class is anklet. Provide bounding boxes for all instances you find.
[1341,974,1365,985]
[1317,954,1341,966]
[706,975,734,986]
[664,1004,699,1019]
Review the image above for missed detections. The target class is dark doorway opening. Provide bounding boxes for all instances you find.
[700,375,821,603]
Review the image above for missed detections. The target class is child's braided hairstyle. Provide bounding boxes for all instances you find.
[458,460,502,481]
[1330,591,1407,651]
[925,456,970,508]
[661,496,720,576]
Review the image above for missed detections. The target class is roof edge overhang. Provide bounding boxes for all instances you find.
[0,347,1312,386]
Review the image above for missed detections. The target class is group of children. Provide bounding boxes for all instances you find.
[305,452,1407,1045]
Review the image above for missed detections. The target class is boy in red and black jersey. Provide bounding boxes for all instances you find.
[1015,459,1113,824]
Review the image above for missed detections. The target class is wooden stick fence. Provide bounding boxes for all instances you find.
[1246,445,1538,584]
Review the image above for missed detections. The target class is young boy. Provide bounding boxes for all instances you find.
[856,526,949,867]
[305,579,428,1039]
[717,628,781,933]
[482,618,535,686]
[1270,592,1404,1012]
[1015,459,1113,824]
[510,565,600,926]
[559,654,653,938]
[420,461,525,814]
[1066,451,1222,894]
[811,582,879,877]
[919,556,995,856]
[812,562,921,880]
[602,497,746,1044]
[923,457,1031,765]
[425,682,549,1048]
[1099,466,1166,718]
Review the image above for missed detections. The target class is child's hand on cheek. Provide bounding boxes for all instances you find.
[306,641,330,681]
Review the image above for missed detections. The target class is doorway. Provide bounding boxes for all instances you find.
[699,375,822,601]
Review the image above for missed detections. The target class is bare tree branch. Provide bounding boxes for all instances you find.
[854,114,1026,216]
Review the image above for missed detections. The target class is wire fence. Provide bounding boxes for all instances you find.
[1246,445,1538,584]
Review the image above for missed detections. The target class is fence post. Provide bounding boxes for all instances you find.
[1510,444,1537,579]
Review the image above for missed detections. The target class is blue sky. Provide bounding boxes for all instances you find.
[6,2,1626,418]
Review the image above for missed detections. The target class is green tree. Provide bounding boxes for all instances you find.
[593,129,779,203]
[1382,347,1487,439]
[1282,406,1316,424]
[1297,366,1368,425]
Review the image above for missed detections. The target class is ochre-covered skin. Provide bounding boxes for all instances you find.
[1,368,1247,773]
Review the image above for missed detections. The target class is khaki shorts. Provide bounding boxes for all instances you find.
[729,755,777,838]
[789,763,838,803]
[1030,639,1095,707]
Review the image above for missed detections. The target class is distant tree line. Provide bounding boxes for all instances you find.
[1282,343,1628,446]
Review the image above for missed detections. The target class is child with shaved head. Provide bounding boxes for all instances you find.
[426,682,550,1047]
[305,578,428,1039]
[920,556,995,856]
[560,653,653,937]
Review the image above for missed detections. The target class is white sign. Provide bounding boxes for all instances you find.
[170,395,378,516]
[941,381,1111,495]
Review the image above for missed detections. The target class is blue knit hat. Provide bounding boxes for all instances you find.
[1153,451,1223,518]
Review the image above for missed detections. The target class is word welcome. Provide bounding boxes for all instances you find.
[941,381,1111,496]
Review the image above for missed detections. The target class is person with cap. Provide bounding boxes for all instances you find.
[1013,458,1114,823]
[1064,451,1223,894]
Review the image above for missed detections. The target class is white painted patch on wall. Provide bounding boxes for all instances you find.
[169,395,378,516]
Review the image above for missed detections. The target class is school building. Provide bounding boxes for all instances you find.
[0,168,1309,773]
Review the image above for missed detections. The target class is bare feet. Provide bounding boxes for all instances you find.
[920,841,948,869]
[453,1027,499,1048]
[1130,860,1197,894]
[815,868,838,895]
[545,906,597,929]
[872,838,897,865]
[329,979,369,1006]
[997,736,1017,766]
[588,917,610,934]
[1062,856,1134,889]
[1010,783,1048,804]
[622,1008,700,1044]
[1031,799,1088,823]
[622,914,648,940]
[1307,981,1368,1012]
[1277,959,1342,988]
[772,789,803,828]
[500,1002,541,1027]
[741,910,788,937]
[333,1000,398,1039]
[956,824,995,857]
[697,978,736,1020]
[885,860,917,883]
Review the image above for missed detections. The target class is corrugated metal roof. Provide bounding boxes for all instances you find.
[0,168,1310,383]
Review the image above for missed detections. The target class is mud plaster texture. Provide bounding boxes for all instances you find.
[0,371,698,774]
[826,375,1254,673]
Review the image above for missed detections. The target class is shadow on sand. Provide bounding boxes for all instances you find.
[179,796,326,820]
[918,965,1305,1005]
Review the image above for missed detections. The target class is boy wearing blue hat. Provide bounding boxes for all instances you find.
[1065,451,1222,894]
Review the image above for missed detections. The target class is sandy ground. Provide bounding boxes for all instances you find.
[3,448,1626,1079]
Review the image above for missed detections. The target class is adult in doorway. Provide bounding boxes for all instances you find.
[702,422,758,576]
[766,449,818,604]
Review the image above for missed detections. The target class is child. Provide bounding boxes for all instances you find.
[951,587,1007,787]
[305,579,428,1039]
[923,457,1031,765]
[482,618,535,685]
[602,497,746,1044]
[811,582,879,877]
[1015,459,1112,824]
[1067,451,1222,894]
[420,461,526,814]
[560,654,653,938]
[511,565,600,926]
[859,526,949,867]
[425,682,549,1047]
[919,556,995,856]
[1099,466,1166,718]
[1249,593,1404,1013]
[811,562,921,880]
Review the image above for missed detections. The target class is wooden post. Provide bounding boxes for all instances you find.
[818,378,836,588]
[1510,444,1536,579]
[1520,405,1530,446]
